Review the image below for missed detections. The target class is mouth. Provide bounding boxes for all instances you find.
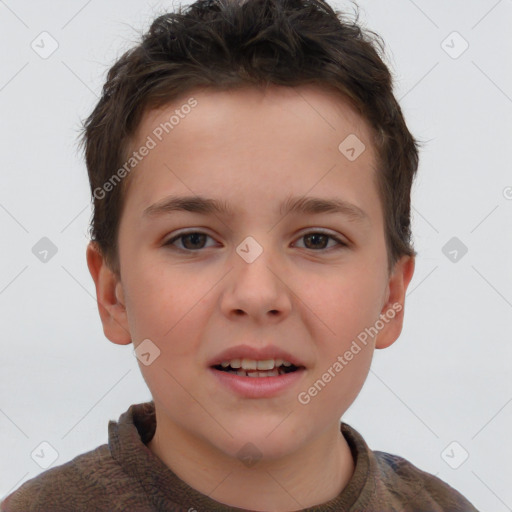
[211,358,304,377]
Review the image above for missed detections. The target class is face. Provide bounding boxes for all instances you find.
[88,84,414,461]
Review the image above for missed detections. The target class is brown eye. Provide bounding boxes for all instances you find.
[295,231,346,251]
[164,232,215,251]
[303,233,329,249]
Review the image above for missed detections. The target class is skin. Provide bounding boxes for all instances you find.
[87,84,415,511]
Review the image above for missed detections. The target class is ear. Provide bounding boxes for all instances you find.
[86,241,131,345]
[375,254,415,350]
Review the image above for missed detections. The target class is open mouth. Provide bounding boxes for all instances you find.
[212,358,304,377]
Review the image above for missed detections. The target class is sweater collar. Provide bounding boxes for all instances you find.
[108,401,375,511]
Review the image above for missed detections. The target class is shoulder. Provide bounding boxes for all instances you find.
[0,443,150,512]
[373,450,479,511]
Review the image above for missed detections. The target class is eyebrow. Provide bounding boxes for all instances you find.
[142,194,369,224]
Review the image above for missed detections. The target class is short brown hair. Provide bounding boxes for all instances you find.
[81,0,420,275]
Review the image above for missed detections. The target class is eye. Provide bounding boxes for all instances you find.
[294,231,347,251]
[163,230,348,252]
[163,231,217,251]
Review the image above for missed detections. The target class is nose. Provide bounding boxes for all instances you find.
[220,243,292,323]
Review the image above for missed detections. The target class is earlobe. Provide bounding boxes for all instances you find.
[375,255,415,350]
[86,241,131,345]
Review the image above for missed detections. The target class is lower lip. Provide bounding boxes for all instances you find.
[209,367,306,398]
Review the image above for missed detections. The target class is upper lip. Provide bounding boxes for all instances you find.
[208,344,306,368]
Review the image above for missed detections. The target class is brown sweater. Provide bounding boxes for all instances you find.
[1,401,478,511]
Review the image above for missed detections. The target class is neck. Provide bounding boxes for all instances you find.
[147,411,354,511]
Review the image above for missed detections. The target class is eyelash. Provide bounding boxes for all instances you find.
[163,230,348,252]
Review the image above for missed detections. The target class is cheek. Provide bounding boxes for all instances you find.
[305,267,385,344]
[302,268,385,411]
[296,341,373,422]
[135,309,214,428]
[124,262,211,356]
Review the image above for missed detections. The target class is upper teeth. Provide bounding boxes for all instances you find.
[220,358,293,370]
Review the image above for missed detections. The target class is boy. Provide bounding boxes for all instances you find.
[1,0,479,510]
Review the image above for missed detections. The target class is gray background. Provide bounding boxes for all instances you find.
[1,0,511,509]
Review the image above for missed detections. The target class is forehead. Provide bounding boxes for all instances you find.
[121,84,380,221]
